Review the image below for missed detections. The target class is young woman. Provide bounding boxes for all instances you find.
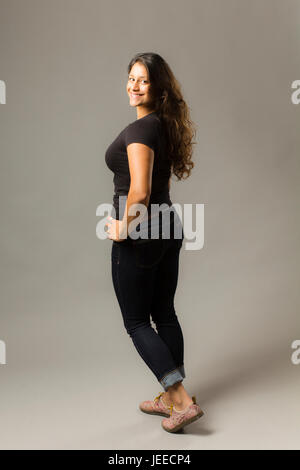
[105,52,204,433]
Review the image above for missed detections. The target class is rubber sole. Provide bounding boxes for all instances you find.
[161,409,204,433]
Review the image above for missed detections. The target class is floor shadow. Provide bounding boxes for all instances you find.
[193,344,288,408]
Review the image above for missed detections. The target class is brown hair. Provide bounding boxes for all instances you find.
[127,52,196,180]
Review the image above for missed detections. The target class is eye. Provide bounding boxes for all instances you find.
[128,77,148,83]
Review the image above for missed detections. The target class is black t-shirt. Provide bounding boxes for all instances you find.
[105,111,172,218]
[105,111,182,242]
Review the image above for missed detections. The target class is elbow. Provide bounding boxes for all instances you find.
[129,188,151,205]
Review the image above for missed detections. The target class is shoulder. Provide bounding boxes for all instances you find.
[124,113,160,151]
[127,112,160,132]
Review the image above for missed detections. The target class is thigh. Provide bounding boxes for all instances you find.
[111,241,157,327]
[150,238,183,316]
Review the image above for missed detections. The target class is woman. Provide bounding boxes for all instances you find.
[105,52,204,433]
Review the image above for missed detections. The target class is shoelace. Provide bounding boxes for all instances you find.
[153,392,164,403]
[153,392,173,414]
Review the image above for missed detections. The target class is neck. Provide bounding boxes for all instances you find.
[136,107,155,120]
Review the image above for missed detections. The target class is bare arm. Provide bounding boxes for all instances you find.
[120,142,154,237]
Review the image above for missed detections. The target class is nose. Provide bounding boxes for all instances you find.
[130,81,139,91]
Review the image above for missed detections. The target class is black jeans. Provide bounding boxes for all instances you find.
[111,236,185,391]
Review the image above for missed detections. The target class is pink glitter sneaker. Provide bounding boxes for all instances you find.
[139,392,171,417]
[161,396,204,433]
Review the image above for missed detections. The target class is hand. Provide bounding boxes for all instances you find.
[105,216,127,242]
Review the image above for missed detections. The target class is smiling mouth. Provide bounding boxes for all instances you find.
[130,93,143,97]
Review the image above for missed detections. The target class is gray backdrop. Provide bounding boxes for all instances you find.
[0,0,299,450]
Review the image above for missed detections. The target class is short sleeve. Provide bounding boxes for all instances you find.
[125,118,158,152]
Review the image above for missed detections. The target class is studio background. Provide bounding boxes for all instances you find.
[0,0,299,449]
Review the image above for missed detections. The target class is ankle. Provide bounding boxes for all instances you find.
[161,392,172,406]
[173,396,192,406]
[167,383,186,397]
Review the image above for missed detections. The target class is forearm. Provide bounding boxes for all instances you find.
[120,189,150,238]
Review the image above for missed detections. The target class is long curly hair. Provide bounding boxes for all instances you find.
[127,52,196,181]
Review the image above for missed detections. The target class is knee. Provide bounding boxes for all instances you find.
[124,319,152,337]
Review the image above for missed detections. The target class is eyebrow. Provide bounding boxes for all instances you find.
[128,74,148,79]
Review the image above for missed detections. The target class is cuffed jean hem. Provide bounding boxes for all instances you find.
[178,364,185,379]
[159,367,185,391]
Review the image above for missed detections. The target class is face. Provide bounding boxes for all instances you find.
[127,62,154,109]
